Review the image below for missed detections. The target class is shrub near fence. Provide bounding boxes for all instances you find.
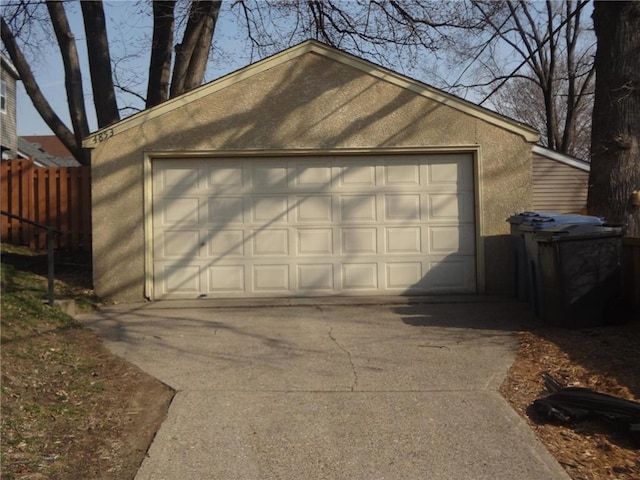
[1,158,91,251]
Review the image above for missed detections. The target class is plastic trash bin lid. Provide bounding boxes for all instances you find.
[534,224,624,242]
[521,213,604,230]
[506,211,559,224]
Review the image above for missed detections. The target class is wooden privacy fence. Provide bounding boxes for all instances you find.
[622,237,640,314]
[1,158,91,251]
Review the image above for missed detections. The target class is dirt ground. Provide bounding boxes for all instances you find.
[501,321,640,480]
[2,246,638,479]
[1,327,174,480]
[1,248,174,480]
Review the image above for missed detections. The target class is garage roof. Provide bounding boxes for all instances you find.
[83,40,539,148]
[533,144,590,172]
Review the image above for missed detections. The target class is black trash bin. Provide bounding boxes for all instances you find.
[506,212,555,301]
[520,214,604,316]
[534,224,624,328]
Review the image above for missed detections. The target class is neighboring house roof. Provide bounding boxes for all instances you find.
[533,144,590,172]
[22,135,73,158]
[1,53,19,79]
[83,39,539,148]
[18,137,80,167]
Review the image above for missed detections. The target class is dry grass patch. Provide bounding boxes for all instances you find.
[1,245,174,480]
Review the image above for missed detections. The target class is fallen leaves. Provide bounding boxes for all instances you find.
[501,323,640,480]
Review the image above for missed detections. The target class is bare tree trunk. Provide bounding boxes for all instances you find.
[170,0,221,98]
[147,0,176,108]
[1,16,87,165]
[562,0,578,153]
[46,1,90,161]
[588,1,640,235]
[81,0,120,128]
[183,1,221,92]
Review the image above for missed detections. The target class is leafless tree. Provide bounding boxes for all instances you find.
[445,1,595,160]
[492,67,593,160]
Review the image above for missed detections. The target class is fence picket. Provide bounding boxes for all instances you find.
[70,168,80,248]
[1,161,10,239]
[59,168,69,248]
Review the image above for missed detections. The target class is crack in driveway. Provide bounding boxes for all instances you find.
[317,306,358,391]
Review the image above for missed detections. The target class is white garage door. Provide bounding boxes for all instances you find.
[152,154,476,299]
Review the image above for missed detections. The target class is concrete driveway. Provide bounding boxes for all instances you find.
[79,298,569,480]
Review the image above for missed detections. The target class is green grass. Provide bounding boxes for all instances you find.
[1,260,77,341]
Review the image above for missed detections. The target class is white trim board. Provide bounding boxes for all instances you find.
[533,145,590,172]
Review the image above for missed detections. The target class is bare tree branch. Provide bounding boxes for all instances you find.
[1,14,87,165]
[45,0,89,149]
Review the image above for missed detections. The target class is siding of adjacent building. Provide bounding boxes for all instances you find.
[532,151,589,213]
[1,56,19,157]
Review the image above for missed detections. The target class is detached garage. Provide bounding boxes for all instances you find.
[85,40,539,303]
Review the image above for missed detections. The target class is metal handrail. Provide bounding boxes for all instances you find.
[1,210,61,306]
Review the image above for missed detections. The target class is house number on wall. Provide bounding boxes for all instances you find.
[92,128,115,144]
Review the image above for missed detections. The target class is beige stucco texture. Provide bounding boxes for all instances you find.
[88,44,536,303]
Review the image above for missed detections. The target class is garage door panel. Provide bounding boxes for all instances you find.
[427,193,475,222]
[427,161,460,185]
[208,265,245,292]
[253,229,289,255]
[342,228,377,254]
[428,225,476,255]
[206,165,243,191]
[252,165,288,190]
[426,155,474,189]
[159,230,201,258]
[296,195,332,222]
[298,264,334,290]
[386,262,423,289]
[208,197,244,224]
[340,195,377,221]
[295,165,333,188]
[158,197,200,226]
[339,164,376,187]
[252,196,289,223]
[297,228,333,255]
[385,227,421,254]
[342,263,378,290]
[153,154,476,299]
[154,162,201,195]
[385,195,421,220]
[428,193,461,220]
[383,163,420,185]
[157,265,201,295]
[253,265,290,291]
[206,229,245,257]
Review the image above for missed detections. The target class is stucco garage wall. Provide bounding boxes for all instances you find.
[89,50,533,302]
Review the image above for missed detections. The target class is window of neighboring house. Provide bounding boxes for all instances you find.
[0,79,7,113]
